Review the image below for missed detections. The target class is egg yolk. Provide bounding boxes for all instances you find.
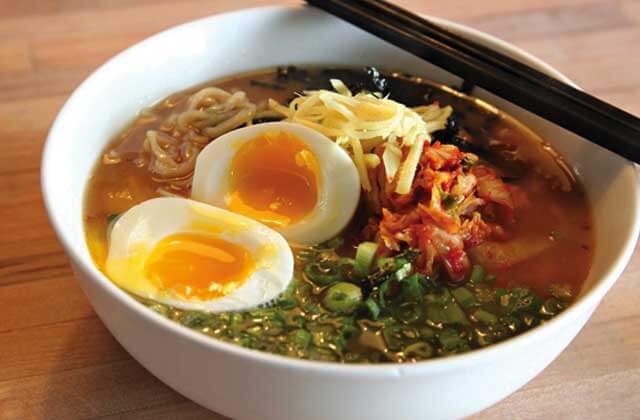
[145,232,255,300]
[227,130,319,228]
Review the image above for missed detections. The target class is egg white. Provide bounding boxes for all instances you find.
[191,122,361,245]
[105,197,294,312]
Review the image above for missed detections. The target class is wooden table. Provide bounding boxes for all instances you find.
[1,1,639,418]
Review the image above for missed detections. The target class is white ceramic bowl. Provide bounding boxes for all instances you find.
[42,6,640,420]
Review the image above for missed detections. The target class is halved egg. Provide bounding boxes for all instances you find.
[191,122,360,245]
[105,197,293,312]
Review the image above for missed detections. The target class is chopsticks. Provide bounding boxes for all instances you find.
[306,0,640,163]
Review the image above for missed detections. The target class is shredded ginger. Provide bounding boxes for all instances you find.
[269,79,452,194]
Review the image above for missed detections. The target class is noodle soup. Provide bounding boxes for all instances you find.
[84,67,593,363]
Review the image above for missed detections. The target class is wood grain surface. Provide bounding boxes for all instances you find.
[1,1,639,419]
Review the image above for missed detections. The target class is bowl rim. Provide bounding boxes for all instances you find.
[42,5,640,377]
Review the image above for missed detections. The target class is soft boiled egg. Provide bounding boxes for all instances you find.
[191,122,360,245]
[105,197,293,312]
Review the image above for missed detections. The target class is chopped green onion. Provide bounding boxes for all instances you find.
[437,329,462,351]
[339,257,356,266]
[452,287,476,309]
[288,329,311,349]
[469,264,485,283]
[340,317,357,338]
[376,257,395,271]
[424,293,442,304]
[397,304,422,323]
[303,262,343,286]
[379,279,392,307]
[309,324,336,348]
[419,326,436,339]
[441,288,453,301]
[382,324,403,351]
[178,312,207,328]
[473,309,498,325]
[401,273,424,301]
[364,297,380,320]
[394,258,409,269]
[484,274,497,285]
[395,261,412,281]
[425,303,448,326]
[307,346,338,362]
[443,300,470,326]
[354,242,378,277]
[495,288,508,304]
[228,312,244,326]
[505,288,543,314]
[283,311,305,328]
[323,282,362,314]
[338,257,357,280]
[277,296,297,310]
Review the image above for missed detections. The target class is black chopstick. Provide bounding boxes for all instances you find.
[352,0,638,130]
[306,0,640,163]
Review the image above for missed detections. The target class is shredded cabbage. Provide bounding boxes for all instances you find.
[269,79,452,194]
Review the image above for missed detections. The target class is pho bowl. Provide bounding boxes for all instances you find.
[41,5,640,420]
